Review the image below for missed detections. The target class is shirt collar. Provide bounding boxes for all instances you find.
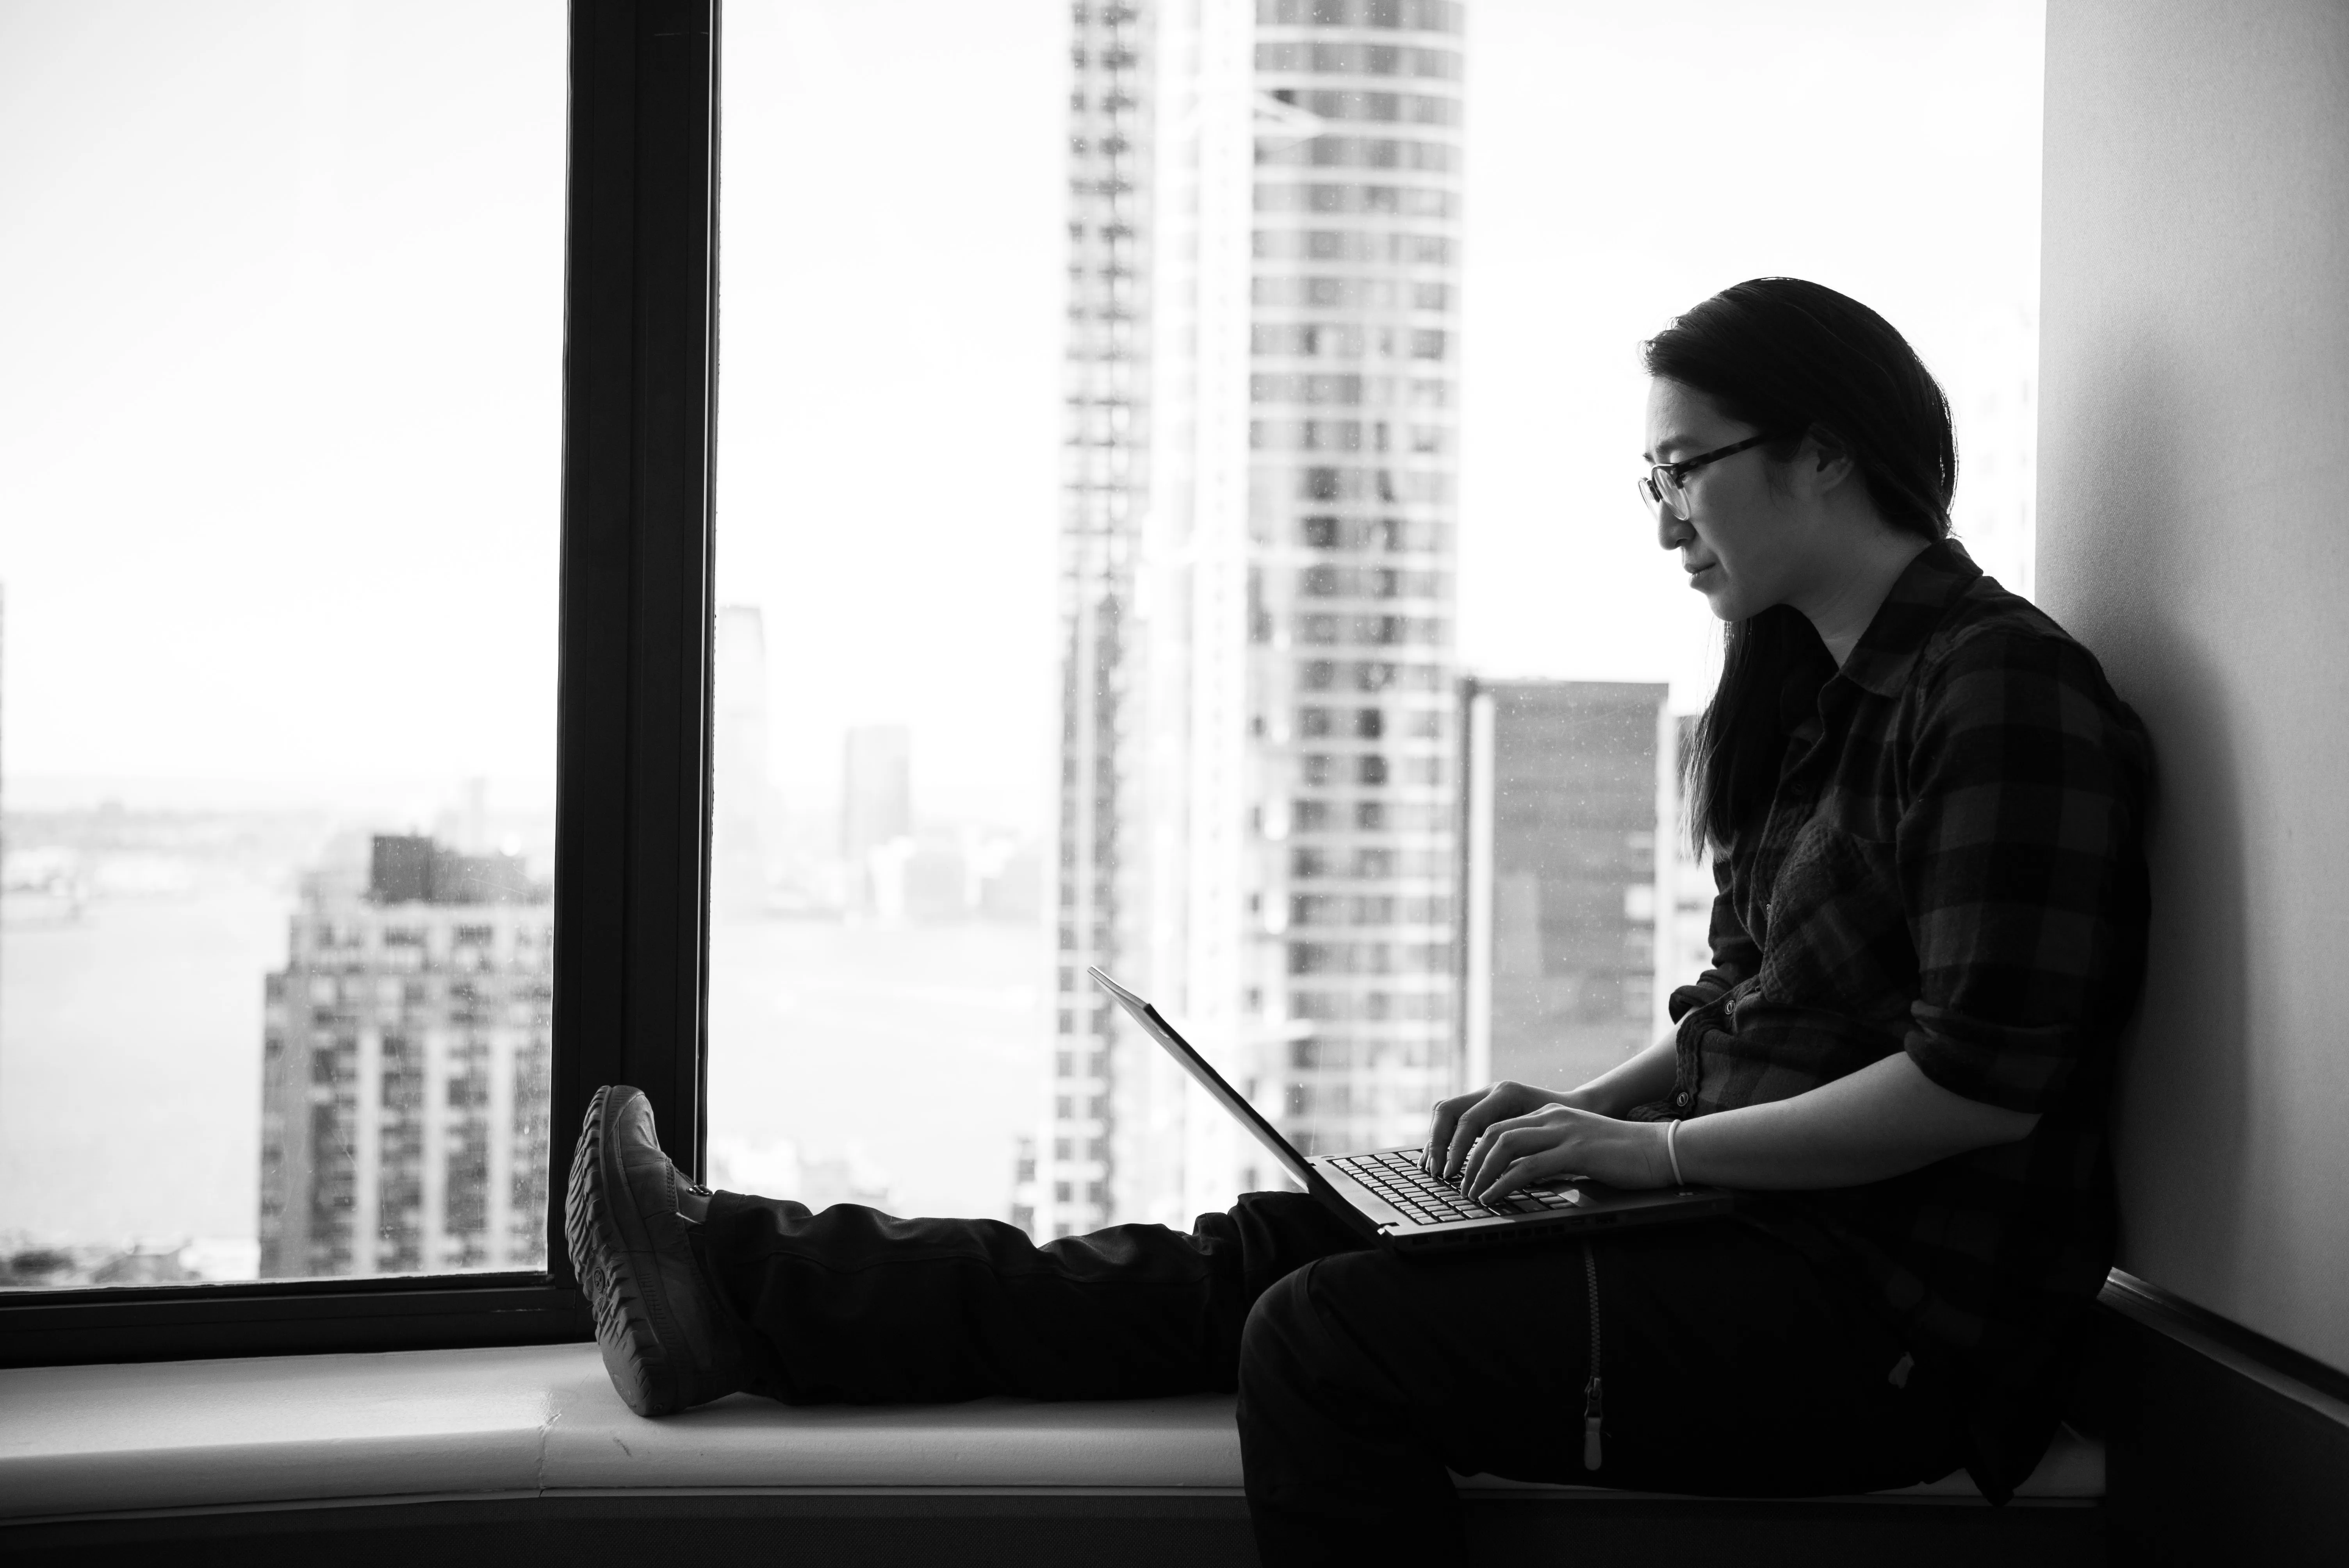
[1834,536,1984,698]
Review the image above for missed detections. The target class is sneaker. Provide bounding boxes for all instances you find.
[565,1083,747,1416]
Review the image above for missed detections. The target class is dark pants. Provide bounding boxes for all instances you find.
[693,1190,1964,1567]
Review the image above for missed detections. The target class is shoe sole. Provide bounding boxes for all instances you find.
[565,1085,683,1417]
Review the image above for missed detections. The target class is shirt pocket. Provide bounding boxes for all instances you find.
[1756,813,1916,1026]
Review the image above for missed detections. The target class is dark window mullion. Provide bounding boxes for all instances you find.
[548,0,720,1286]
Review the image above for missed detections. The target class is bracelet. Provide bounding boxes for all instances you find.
[1665,1119,1685,1187]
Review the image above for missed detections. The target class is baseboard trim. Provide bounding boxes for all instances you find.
[2096,1268,2349,1566]
[2098,1269,2349,1428]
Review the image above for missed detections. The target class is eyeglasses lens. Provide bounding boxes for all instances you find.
[1638,469,1688,521]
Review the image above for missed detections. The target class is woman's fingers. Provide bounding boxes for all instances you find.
[1468,1136,1579,1204]
[1438,1085,1561,1181]
[1462,1122,1518,1196]
[1422,1094,1472,1174]
[1463,1115,1571,1199]
[1463,1107,1593,1197]
[1440,1112,1478,1181]
[1454,1107,1527,1187]
[1444,1097,1509,1182]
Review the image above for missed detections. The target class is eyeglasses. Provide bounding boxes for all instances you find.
[1636,433,1775,521]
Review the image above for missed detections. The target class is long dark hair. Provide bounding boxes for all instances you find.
[1645,278,1957,853]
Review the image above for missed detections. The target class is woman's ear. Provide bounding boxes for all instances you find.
[1800,425,1859,495]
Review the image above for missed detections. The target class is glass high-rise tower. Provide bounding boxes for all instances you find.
[1042,0,1464,1237]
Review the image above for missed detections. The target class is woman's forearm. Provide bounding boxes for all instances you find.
[1673,1050,2040,1189]
[1561,1036,1678,1119]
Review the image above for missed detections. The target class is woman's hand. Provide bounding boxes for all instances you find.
[1423,1080,1570,1180]
[1456,1103,1676,1202]
[1423,1041,1679,1182]
[1426,1080,1666,1192]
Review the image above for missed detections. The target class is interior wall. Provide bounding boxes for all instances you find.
[2038,0,2349,1373]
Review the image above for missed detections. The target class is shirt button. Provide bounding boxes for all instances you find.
[1675,1092,1690,1107]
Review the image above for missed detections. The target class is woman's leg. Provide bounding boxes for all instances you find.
[693,1185,1368,1404]
[568,1081,1368,1412]
[1236,1219,1966,1568]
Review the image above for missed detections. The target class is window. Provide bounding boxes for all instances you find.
[2,1,718,1364]
[2,0,558,1296]
[4,0,2043,1360]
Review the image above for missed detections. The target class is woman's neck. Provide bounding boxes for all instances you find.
[1796,530,1933,667]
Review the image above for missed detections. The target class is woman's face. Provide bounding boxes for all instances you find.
[1643,378,1807,624]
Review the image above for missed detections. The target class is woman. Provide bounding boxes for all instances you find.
[567,278,2150,1566]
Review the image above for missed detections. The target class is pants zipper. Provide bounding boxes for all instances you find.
[1581,1239,1604,1472]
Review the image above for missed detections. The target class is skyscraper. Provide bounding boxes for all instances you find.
[257,835,552,1277]
[1047,0,1152,1237]
[1043,0,1465,1236]
[1459,680,1671,1098]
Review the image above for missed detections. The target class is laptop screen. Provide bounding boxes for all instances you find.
[1087,966,1317,1191]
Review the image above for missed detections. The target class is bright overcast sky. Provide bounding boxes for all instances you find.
[0,0,2043,831]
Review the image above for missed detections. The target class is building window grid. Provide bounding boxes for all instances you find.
[1045,2,1150,1241]
[1258,534,1459,1154]
[1253,41,1464,80]
[1253,0,1468,39]
[1258,84,1464,127]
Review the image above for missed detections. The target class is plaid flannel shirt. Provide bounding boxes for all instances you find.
[1647,539,2151,1500]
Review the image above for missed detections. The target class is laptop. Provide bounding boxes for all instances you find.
[1089,967,1732,1254]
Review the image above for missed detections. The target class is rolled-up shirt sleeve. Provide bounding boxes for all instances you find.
[1669,856,1763,1023]
[1896,630,2150,1112]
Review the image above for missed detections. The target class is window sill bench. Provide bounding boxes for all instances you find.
[0,1342,2106,1564]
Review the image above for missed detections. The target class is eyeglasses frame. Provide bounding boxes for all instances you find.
[1638,432,1777,520]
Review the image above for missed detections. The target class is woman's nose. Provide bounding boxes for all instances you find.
[1657,510,1693,552]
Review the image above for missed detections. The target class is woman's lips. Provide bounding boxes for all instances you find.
[1686,563,1718,586]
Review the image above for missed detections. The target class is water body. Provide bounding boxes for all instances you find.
[0,880,288,1250]
[0,851,1050,1260]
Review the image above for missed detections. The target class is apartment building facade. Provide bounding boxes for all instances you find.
[1041,0,1465,1235]
[257,836,554,1278]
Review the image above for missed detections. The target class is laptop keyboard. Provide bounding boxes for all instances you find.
[1332,1148,1590,1226]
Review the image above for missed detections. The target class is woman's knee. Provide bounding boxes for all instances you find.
[1239,1249,1397,1393]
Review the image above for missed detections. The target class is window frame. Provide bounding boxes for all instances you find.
[0,0,720,1368]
